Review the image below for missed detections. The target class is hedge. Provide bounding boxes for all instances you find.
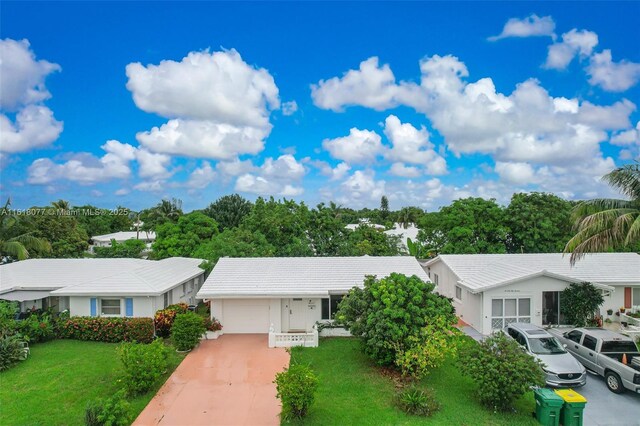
[57,317,154,343]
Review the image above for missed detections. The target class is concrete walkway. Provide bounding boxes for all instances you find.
[133,334,290,426]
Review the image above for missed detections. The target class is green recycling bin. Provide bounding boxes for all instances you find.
[554,389,587,426]
[533,388,564,426]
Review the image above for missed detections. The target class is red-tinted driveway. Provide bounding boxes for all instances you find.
[133,334,289,426]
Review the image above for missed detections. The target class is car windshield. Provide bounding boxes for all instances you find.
[528,337,566,355]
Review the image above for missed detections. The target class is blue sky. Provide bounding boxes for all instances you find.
[1,2,639,211]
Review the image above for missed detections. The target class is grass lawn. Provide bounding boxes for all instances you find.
[290,338,538,426]
[0,339,184,426]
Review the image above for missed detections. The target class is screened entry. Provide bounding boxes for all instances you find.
[491,298,531,330]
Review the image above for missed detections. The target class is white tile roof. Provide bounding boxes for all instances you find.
[424,253,640,293]
[0,258,204,297]
[197,256,430,298]
[92,231,156,242]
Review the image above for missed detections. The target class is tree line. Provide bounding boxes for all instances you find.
[1,161,638,263]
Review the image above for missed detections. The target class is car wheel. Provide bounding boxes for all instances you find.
[605,371,624,394]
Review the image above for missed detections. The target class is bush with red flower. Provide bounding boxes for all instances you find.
[153,303,189,338]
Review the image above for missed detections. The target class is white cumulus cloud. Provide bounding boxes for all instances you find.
[234,154,306,196]
[0,39,63,154]
[322,128,383,164]
[544,29,598,70]
[127,49,279,160]
[586,50,640,92]
[488,15,556,41]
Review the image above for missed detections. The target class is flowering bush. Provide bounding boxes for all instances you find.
[154,303,189,338]
[203,317,223,332]
[57,317,154,343]
[17,314,55,343]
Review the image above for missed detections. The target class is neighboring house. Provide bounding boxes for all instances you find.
[0,257,204,317]
[384,223,419,250]
[345,219,385,231]
[90,231,156,253]
[196,256,430,336]
[423,253,640,335]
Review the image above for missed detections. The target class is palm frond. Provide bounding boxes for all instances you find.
[602,161,640,199]
[0,240,29,260]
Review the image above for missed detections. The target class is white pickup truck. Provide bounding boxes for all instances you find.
[548,327,640,394]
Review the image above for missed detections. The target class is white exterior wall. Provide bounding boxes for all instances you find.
[601,283,640,314]
[480,276,571,335]
[425,260,486,329]
[68,296,159,317]
[211,297,323,334]
[280,298,322,333]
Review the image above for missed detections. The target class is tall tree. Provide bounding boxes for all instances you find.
[417,197,508,254]
[565,162,640,264]
[203,194,253,231]
[141,198,183,231]
[506,192,573,253]
[240,197,312,256]
[152,212,218,259]
[0,199,51,261]
[380,196,390,221]
[307,204,353,256]
[349,225,401,256]
[397,206,423,229]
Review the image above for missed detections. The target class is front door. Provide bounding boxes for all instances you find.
[289,298,306,331]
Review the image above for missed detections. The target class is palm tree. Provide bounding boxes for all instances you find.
[564,161,640,264]
[0,199,51,261]
[51,199,70,210]
[398,207,418,229]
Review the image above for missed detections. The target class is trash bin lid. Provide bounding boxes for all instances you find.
[554,389,587,403]
[535,388,564,401]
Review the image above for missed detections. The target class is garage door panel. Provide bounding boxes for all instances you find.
[223,299,270,334]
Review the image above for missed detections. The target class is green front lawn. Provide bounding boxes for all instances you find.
[290,338,538,426]
[0,339,184,426]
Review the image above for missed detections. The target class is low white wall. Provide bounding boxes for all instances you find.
[319,326,352,337]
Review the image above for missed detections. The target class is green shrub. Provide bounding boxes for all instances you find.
[154,303,189,338]
[17,314,55,343]
[336,273,456,366]
[0,334,28,371]
[459,333,545,412]
[274,364,318,421]
[393,316,459,379]
[118,339,170,396]
[561,282,604,327]
[85,390,131,426]
[395,386,440,417]
[0,301,18,334]
[171,312,206,351]
[56,317,154,343]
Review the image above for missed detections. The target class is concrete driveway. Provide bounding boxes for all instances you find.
[133,334,289,426]
[566,372,640,426]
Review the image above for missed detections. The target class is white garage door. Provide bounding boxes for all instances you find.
[223,299,270,333]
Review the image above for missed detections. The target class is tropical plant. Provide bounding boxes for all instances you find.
[406,238,433,259]
[560,282,604,327]
[274,364,319,421]
[565,161,640,264]
[394,386,440,417]
[0,198,51,261]
[0,334,28,371]
[459,333,545,412]
[380,196,390,221]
